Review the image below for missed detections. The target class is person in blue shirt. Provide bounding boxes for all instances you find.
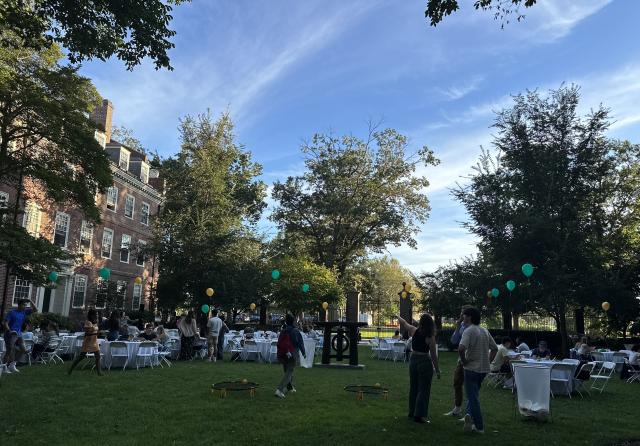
[3,298,37,373]
[444,306,469,417]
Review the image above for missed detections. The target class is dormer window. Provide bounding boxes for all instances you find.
[119,148,130,171]
[140,163,149,184]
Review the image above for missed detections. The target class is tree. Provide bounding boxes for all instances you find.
[0,36,112,316]
[111,126,146,154]
[453,85,639,354]
[0,0,188,70]
[153,111,267,313]
[271,127,439,276]
[425,0,537,27]
[269,256,343,317]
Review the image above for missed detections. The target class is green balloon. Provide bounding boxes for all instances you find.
[491,288,500,298]
[48,271,58,282]
[521,263,534,278]
[99,267,111,280]
[302,283,310,293]
[201,304,209,314]
[271,270,280,280]
[506,280,516,292]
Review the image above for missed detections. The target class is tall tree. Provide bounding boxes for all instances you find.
[271,127,439,276]
[425,0,536,27]
[153,111,267,313]
[453,85,639,354]
[0,0,188,70]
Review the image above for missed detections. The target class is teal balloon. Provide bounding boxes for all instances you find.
[302,283,310,293]
[201,304,209,314]
[506,280,516,292]
[271,270,280,280]
[98,267,111,280]
[48,271,58,282]
[521,263,534,278]
[491,288,500,298]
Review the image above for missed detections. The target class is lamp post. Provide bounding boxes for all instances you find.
[398,281,413,338]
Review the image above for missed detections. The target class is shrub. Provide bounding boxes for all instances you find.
[28,312,75,331]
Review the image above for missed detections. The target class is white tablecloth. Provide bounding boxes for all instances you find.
[299,339,316,368]
[521,359,577,395]
[101,341,144,369]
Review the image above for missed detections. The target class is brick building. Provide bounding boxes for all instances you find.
[0,100,163,323]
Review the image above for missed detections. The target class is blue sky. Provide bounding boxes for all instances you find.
[80,0,640,274]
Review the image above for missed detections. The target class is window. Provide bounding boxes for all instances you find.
[116,281,127,309]
[119,149,130,171]
[23,201,42,236]
[0,192,8,220]
[140,163,150,184]
[53,212,70,248]
[132,283,142,310]
[101,228,114,259]
[141,202,150,226]
[72,275,87,308]
[120,234,131,263]
[136,240,147,266]
[95,279,108,309]
[12,277,32,305]
[106,186,118,211]
[80,221,94,255]
[124,195,135,219]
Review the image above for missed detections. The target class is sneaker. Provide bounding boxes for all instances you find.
[444,408,462,417]
[288,387,297,394]
[458,416,466,423]
[213,357,217,362]
[463,414,473,433]
[472,426,484,434]
[274,389,286,398]
[8,363,19,373]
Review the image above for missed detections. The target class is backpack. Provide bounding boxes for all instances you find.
[277,329,296,360]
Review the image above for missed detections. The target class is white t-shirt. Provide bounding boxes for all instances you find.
[460,324,498,374]
[207,317,222,336]
[516,342,530,353]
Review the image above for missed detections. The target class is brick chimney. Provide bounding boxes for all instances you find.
[90,99,113,143]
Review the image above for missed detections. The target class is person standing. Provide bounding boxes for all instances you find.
[398,314,441,424]
[206,309,223,362]
[2,298,37,373]
[275,314,306,398]
[458,307,498,434]
[68,309,102,376]
[444,307,468,417]
[178,311,198,360]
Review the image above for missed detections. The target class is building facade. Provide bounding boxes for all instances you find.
[0,100,163,322]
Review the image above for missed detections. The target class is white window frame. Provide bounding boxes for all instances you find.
[12,277,32,306]
[23,201,42,237]
[141,202,150,226]
[95,279,108,309]
[53,212,70,248]
[132,283,142,310]
[136,240,147,267]
[124,195,135,219]
[116,280,127,309]
[119,148,130,171]
[0,191,9,219]
[72,274,88,308]
[80,220,94,255]
[101,228,114,259]
[106,186,118,212]
[120,234,131,263]
[140,163,150,184]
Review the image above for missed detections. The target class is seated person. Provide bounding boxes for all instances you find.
[531,341,551,359]
[32,321,59,361]
[491,336,513,373]
[136,323,158,341]
[391,330,401,340]
[515,337,530,353]
[576,336,595,359]
[155,326,170,345]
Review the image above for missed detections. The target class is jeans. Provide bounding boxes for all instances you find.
[453,362,464,407]
[464,369,487,431]
[277,357,296,392]
[408,353,434,418]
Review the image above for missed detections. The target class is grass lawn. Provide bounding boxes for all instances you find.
[1,348,638,446]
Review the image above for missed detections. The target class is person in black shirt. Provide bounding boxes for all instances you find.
[531,341,551,359]
[136,323,158,341]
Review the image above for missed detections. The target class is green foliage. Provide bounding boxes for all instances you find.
[271,127,439,275]
[269,256,343,315]
[0,0,189,70]
[28,311,74,331]
[425,0,537,27]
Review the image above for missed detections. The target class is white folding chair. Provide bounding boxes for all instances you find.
[612,352,627,372]
[392,342,407,362]
[573,362,593,398]
[513,365,551,420]
[22,339,35,366]
[230,338,244,362]
[590,361,615,393]
[626,359,640,383]
[136,342,157,369]
[377,340,393,360]
[550,363,575,398]
[157,340,174,367]
[242,340,262,362]
[267,341,278,363]
[108,342,130,371]
[39,337,63,364]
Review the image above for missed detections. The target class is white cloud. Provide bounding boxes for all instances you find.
[437,76,483,101]
[527,0,612,42]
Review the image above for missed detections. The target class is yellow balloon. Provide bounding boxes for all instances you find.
[206,288,214,297]
[250,303,256,311]
[401,291,408,299]
[405,284,412,292]
[134,277,142,285]
[486,290,492,298]
[602,301,610,311]
[322,302,329,310]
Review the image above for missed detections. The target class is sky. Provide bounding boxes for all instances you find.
[80,0,640,274]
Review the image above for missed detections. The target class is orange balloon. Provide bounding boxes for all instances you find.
[602,301,610,311]
[206,288,214,297]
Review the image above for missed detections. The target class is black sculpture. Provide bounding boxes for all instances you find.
[316,321,367,369]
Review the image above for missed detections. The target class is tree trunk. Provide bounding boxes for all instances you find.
[501,305,512,330]
[259,298,267,325]
[512,312,520,330]
[434,313,442,331]
[574,307,585,334]
[557,310,569,359]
